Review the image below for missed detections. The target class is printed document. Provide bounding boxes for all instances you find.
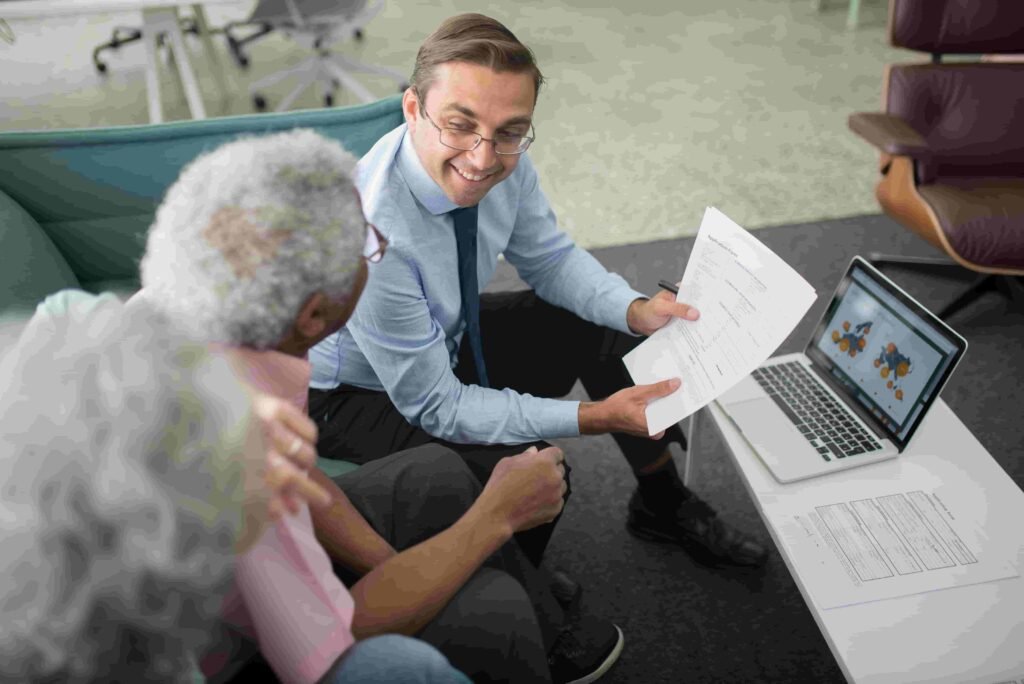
[623,207,817,434]
[763,473,1018,609]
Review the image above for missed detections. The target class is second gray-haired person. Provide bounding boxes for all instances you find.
[140,129,622,684]
[0,292,262,683]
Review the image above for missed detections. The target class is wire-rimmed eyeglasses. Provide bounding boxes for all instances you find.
[363,224,388,264]
[418,103,535,156]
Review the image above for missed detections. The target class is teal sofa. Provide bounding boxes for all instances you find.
[0,97,405,478]
[0,95,403,313]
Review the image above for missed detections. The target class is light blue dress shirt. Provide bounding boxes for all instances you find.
[309,124,644,444]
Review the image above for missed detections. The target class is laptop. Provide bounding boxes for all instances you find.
[716,256,967,483]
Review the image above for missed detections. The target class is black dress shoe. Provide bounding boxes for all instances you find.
[626,489,769,568]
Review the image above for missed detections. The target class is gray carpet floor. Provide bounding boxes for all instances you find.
[485,213,1024,683]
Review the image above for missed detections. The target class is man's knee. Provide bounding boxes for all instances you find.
[392,444,482,506]
[323,634,470,684]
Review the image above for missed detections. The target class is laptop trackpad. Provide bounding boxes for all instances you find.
[719,376,765,405]
[725,397,802,467]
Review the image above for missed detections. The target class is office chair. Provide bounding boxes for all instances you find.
[92,15,202,74]
[847,0,1024,320]
[237,0,407,112]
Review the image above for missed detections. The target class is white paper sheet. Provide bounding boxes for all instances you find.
[623,207,817,434]
[763,475,1019,609]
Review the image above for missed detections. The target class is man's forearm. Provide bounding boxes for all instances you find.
[309,467,396,575]
[347,503,511,639]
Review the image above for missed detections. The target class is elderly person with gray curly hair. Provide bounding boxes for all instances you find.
[0,291,267,683]
[142,128,370,353]
[138,129,585,684]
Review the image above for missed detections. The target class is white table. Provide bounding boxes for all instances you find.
[706,398,1024,683]
[1,0,246,123]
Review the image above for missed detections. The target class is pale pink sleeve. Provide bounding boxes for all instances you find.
[234,507,356,684]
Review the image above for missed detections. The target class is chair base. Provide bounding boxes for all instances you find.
[92,18,199,74]
[869,253,1024,320]
[250,50,407,112]
[224,22,274,68]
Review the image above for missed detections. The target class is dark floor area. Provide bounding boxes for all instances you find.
[488,213,1024,683]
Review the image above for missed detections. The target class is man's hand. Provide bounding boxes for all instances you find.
[578,378,682,439]
[626,289,700,337]
[476,446,567,535]
[252,393,331,520]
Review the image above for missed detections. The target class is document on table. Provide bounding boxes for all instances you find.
[623,207,817,434]
[764,474,1018,609]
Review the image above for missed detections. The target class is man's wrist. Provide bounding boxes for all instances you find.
[626,297,648,336]
[466,492,516,544]
[578,400,611,435]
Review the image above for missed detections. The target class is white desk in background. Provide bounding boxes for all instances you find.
[706,398,1024,683]
[1,0,246,123]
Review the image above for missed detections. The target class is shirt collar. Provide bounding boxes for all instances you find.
[397,129,459,216]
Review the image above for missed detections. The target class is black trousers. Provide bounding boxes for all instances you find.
[334,444,560,683]
[310,290,686,563]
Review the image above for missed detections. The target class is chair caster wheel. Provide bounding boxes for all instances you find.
[324,93,334,107]
[96,62,108,74]
[253,94,267,111]
[355,29,364,41]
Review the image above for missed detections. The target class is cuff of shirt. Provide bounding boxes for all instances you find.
[609,287,647,337]
[541,398,582,438]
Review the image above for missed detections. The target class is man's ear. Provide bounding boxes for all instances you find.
[294,292,328,341]
[402,87,420,128]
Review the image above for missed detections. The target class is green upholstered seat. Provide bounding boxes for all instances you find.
[0,188,80,315]
[317,457,361,479]
[0,98,403,488]
[0,96,403,311]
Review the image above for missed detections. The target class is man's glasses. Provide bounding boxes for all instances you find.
[363,223,388,264]
[418,103,535,156]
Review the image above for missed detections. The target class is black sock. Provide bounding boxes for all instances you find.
[636,462,689,511]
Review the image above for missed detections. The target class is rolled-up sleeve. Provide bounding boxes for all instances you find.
[347,245,580,444]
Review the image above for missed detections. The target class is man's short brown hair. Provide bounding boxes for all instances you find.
[411,13,544,104]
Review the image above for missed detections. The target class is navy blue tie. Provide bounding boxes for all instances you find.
[451,205,490,388]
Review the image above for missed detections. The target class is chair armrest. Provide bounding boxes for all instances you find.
[848,112,931,158]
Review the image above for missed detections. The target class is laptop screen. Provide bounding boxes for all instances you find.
[805,257,967,450]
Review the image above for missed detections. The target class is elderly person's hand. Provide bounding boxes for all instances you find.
[252,393,331,520]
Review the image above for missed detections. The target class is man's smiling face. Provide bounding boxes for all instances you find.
[404,61,536,207]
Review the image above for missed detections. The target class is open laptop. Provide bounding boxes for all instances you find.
[716,256,967,483]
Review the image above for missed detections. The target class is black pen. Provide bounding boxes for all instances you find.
[657,279,679,295]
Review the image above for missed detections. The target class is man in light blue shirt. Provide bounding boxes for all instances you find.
[309,13,766,571]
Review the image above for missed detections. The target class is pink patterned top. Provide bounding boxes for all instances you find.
[203,348,355,684]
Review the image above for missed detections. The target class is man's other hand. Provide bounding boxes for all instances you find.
[578,378,682,439]
[626,290,699,337]
[477,446,567,535]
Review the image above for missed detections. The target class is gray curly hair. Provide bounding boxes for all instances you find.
[141,129,365,349]
[0,291,266,683]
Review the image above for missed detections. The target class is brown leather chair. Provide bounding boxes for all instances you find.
[848,0,1024,319]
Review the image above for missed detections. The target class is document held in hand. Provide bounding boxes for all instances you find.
[623,207,817,435]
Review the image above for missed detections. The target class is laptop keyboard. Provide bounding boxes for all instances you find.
[750,361,883,462]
